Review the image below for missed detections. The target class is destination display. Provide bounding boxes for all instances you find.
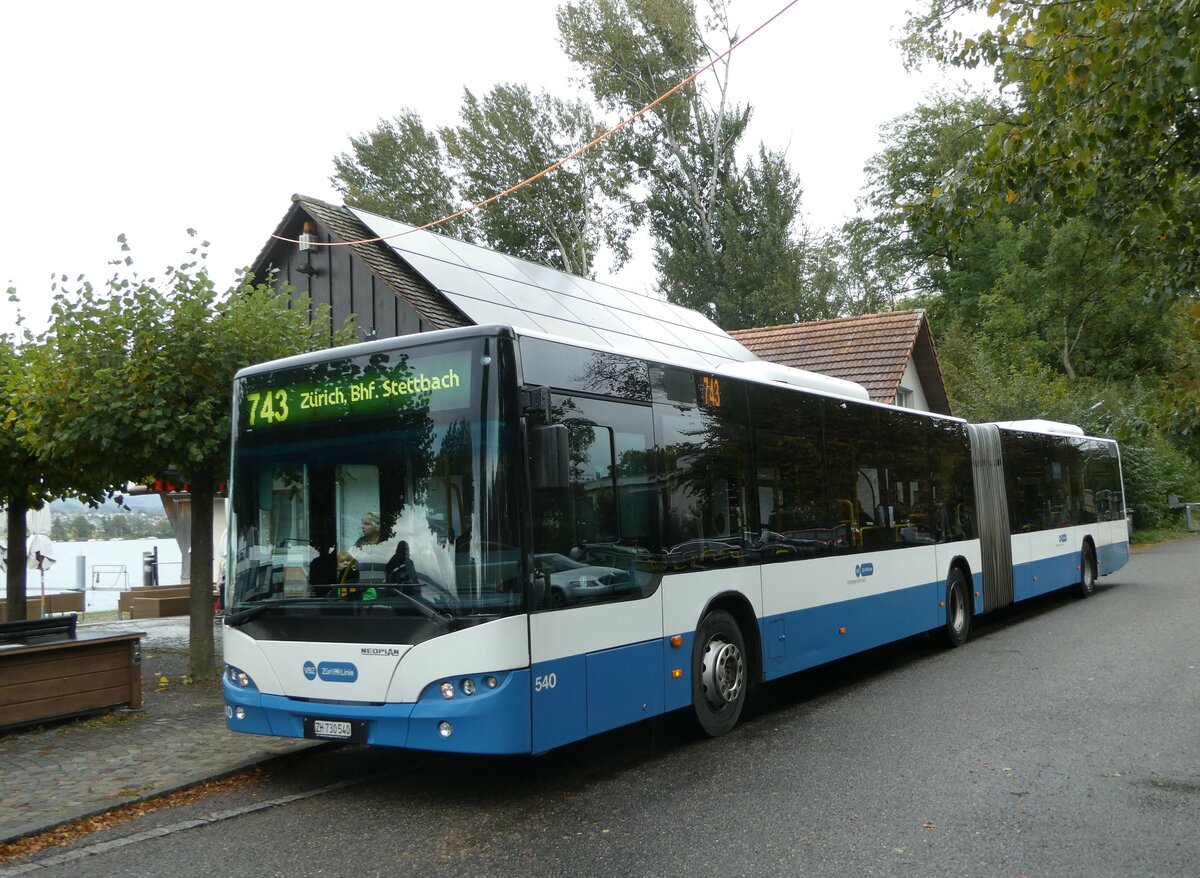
[239,349,473,433]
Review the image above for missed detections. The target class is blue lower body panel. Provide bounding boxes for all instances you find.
[224,670,532,754]
[760,581,941,681]
[1098,540,1130,576]
[531,638,674,753]
[1012,553,1081,601]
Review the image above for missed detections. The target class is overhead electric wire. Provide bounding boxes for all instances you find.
[273,0,802,249]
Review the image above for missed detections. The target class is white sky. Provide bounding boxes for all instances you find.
[0,0,990,338]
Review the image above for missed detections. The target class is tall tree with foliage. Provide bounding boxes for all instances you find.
[24,236,349,675]
[1,331,38,620]
[331,88,638,277]
[856,92,1200,522]
[857,94,1181,383]
[559,0,826,327]
[331,109,473,240]
[903,0,1200,298]
[674,144,838,327]
[0,305,79,621]
[442,83,640,276]
[558,0,731,264]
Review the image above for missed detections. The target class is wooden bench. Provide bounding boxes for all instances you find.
[0,614,144,731]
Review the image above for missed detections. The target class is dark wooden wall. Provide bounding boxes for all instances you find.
[258,214,427,345]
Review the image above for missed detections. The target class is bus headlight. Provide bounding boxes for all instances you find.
[227,665,255,689]
[438,721,453,738]
[460,678,477,696]
[440,681,455,700]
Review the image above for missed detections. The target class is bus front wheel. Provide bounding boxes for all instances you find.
[692,609,747,737]
[944,569,971,648]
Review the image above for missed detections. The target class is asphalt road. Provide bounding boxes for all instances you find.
[9,537,1199,878]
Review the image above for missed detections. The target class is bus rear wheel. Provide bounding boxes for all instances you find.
[943,568,971,648]
[1076,544,1097,598]
[692,609,747,737]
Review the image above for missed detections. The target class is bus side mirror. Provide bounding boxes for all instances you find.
[530,424,570,491]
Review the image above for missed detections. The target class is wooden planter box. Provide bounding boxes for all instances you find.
[0,616,144,731]
[0,592,85,622]
[118,585,192,619]
[0,600,43,622]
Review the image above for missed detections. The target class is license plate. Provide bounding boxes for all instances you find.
[314,720,352,738]
[304,717,363,741]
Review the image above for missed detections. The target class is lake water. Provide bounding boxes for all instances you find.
[20,537,184,614]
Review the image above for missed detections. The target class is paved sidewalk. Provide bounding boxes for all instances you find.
[0,617,319,845]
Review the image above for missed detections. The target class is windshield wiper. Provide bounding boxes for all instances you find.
[382,588,456,631]
[225,598,314,627]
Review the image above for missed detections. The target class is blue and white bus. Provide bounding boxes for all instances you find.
[223,324,1129,751]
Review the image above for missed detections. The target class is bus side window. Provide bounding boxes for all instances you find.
[823,400,886,553]
[530,395,660,610]
[881,409,933,548]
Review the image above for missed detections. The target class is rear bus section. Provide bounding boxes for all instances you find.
[969,421,1129,614]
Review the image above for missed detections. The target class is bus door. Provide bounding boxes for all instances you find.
[525,393,665,753]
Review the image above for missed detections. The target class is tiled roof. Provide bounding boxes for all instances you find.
[729,311,951,415]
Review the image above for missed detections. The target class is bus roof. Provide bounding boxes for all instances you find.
[992,419,1087,437]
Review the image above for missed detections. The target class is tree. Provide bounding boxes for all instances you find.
[852,93,1004,308]
[442,83,640,276]
[663,144,839,327]
[331,109,472,240]
[558,0,724,261]
[903,0,1200,297]
[559,0,821,325]
[856,94,1180,384]
[852,91,1200,524]
[0,333,36,619]
[0,308,74,621]
[24,235,350,676]
[68,515,95,541]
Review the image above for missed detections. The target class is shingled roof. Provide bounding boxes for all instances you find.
[253,194,470,332]
[729,311,952,415]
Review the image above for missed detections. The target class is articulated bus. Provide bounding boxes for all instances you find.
[222,324,1129,752]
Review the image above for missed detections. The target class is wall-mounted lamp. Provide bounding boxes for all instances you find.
[296,221,318,276]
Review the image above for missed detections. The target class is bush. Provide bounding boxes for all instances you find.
[1117,432,1200,529]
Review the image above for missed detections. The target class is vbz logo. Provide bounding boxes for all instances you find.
[855,562,874,578]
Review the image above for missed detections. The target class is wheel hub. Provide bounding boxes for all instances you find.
[949,585,966,633]
[701,637,744,709]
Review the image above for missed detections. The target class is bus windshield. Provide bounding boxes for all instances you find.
[227,338,522,626]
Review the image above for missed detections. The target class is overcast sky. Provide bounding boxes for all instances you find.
[0,1,990,338]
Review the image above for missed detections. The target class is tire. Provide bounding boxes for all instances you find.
[691,609,748,737]
[1076,543,1097,598]
[943,568,971,648]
